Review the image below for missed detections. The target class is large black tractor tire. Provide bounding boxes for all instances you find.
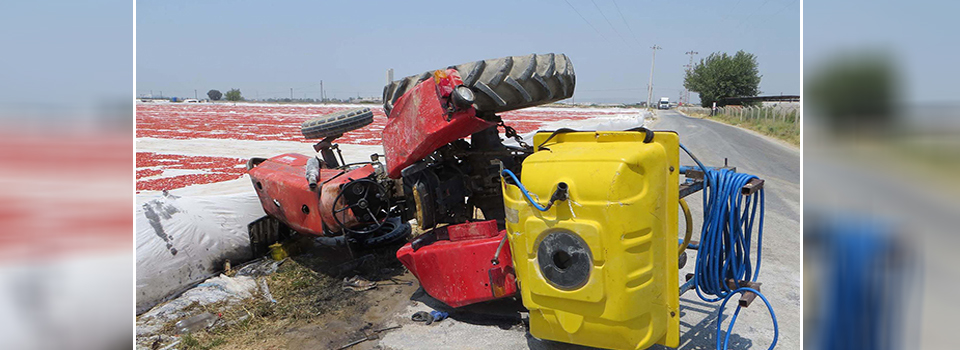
[301,107,374,140]
[382,53,575,116]
[362,217,411,247]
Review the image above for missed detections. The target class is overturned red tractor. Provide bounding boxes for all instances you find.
[247,53,575,304]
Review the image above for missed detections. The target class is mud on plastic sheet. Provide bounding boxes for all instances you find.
[136,191,265,314]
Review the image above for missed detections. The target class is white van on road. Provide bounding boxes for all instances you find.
[658,97,670,109]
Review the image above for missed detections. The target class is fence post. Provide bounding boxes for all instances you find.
[794,108,800,128]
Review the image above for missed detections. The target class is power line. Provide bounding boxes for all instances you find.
[734,0,776,31]
[719,0,745,24]
[592,0,627,44]
[746,0,799,32]
[579,86,683,92]
[771,0,799,17]
[564,0,606,41]
[611,0,641,46]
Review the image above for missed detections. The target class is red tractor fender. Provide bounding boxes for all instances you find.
[382,69,496,179]
[396,220,518,308]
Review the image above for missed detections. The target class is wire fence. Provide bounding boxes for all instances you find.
[678,104,801,128]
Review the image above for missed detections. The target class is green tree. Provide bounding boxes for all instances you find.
[684,51,761,107]
[808,52,898,132]
[207,89,222,101]
[224,88,243,101]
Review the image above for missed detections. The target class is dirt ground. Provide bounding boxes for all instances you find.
[162,237,420,350]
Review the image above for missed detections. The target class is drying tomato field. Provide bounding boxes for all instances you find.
[136,102,639,191]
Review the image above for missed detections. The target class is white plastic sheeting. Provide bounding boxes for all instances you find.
[136,274,259,340]
[0,252,132,350]
[136,190,265,314]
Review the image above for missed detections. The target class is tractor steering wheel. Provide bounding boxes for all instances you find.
[331,178,391,235]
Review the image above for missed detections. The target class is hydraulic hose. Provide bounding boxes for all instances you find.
[679,142,709,181]
[679,198,693,255]
[679,142,778,350]
[717,287,779,350]
[501,169,567,212]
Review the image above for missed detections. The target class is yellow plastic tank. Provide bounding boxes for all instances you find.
[502,131,680,350]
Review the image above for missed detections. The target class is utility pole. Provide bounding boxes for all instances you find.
[290,88,293,100]
[646,45,661,108]
[320,80,324,102]
[194,89,198,99]
[684,51,698,105]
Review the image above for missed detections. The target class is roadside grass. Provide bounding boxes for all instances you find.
[680,108,800,146]
[180,334,225,350]
[711,113,800,146]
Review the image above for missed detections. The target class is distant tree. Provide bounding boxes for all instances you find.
[808,52,898,132]
[224,88,243,101]
[207,89,222,101]
[684,50,761,107]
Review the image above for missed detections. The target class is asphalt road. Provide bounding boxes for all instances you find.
[379,109,802,350]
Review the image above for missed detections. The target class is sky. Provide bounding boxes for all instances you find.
[136,0,801,104]
[0,0,131,113]
[804,0,960,104]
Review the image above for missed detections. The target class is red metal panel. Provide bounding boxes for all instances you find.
[382,75,496,179]
[247,153,374,235]
[447,220,499,241]
[397,221,517,308]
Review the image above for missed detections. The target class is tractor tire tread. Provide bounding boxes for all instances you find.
[382,53,575,115]
[301,107,374,140]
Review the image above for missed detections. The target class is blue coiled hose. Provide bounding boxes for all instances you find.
[680,142,778,350]
[693,168,765,301]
